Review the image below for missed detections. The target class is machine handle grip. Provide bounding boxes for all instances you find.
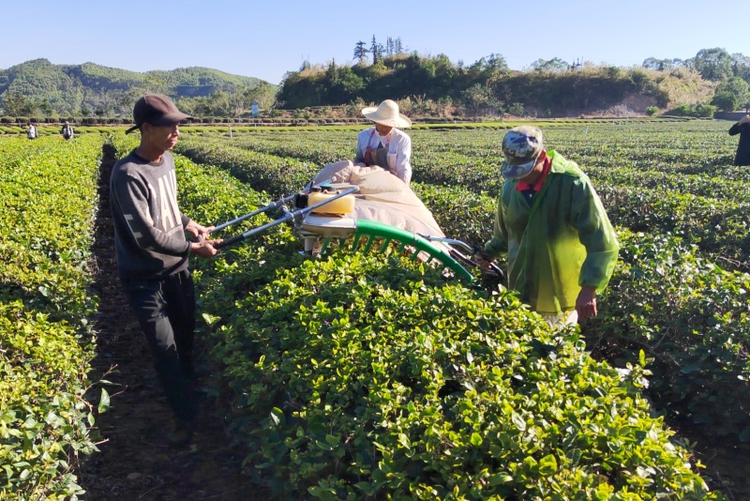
[215,234,244,249]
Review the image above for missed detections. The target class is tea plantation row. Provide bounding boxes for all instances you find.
[2,122,744,498]
[161,124,741,498]
[171,121,749,494]
[0,135,104,499]
[159,154,718,499]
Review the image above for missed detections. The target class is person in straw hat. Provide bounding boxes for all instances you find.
[354,99,413,185]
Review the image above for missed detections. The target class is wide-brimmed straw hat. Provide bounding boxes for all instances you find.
[361,100,412,128]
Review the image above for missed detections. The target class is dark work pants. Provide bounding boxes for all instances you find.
[120,269,197,422]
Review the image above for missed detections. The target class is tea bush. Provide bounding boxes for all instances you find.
[585,229,750,441]
[198,249,719,499]
[175,137,319,196]
[149,149,721,498]
[0,120,724,497]
[0,135,104,499]
[595,186,749,272]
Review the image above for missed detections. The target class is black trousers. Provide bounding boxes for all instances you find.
[119,269,197,422]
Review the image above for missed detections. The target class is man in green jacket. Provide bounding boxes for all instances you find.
[479,126,619,326]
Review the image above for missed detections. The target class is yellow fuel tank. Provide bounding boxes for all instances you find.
[308,191,356,214]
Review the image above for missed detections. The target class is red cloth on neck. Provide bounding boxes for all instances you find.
[515,151,551,192]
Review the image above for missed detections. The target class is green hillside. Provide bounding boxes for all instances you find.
[0,58,273,116]
[1,46,747,120]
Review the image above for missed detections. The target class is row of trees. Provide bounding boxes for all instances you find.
[277,49,720,117]
[1,92,53,116]
[642,47,750,111]
[643,48,750,82]
[2,45,747,119]
[278,51,510,111]
[353,36,408,65]
[274,45,748,116]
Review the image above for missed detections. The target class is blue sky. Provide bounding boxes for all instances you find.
[3,0,747,85]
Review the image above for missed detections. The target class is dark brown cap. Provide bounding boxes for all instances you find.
[125,94,191,134]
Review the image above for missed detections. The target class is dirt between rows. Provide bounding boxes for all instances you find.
[77,146,748,500]
[78,146,268,500]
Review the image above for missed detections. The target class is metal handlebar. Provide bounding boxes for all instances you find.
[210,193,297,234]
[418,234,505,279]
[214,186,359,250]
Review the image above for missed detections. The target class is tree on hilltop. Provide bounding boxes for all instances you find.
[531,57,569,73]
[354,41,369,65]
[385,36,406,56]
[386,37,395,57]
[711,76,750,111]
[692,47,734,81]
[354,36,406,66]
[642,57,685,71]
[370,35,385,65]
[394,37,405,55]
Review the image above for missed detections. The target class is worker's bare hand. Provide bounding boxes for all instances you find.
[473,250,494,270]
[190,239,222,258]
[576,286,598,319]
[185,221,214,239]
[739,115,750,125]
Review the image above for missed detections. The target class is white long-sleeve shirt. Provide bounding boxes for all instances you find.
[354,127,412,185]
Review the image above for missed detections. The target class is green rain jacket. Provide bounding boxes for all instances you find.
[485,151,619,315]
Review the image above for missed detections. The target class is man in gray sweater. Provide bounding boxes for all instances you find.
[110,94,221,445]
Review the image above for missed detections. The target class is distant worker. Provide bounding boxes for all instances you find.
[27,123,38,140]
[354,99,413,185]
[728,114,750,166]
[61,121,75,140]
[477,126,620,326]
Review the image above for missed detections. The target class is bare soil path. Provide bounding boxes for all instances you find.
[78,145,269,501]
